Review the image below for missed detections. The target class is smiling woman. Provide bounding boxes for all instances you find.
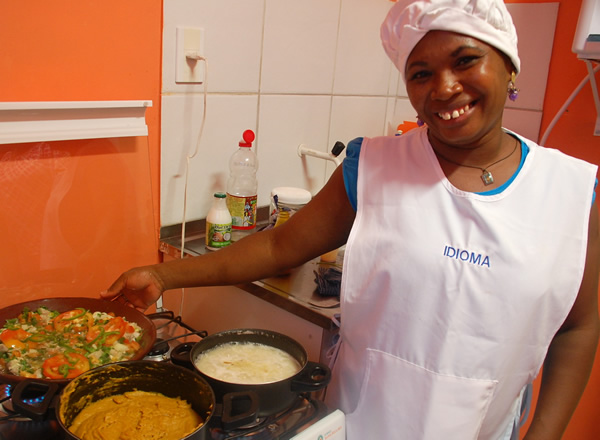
[101,1,599,440]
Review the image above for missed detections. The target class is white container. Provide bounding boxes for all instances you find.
[206,192,232,251]
[226,129,259,232]
[269,187,312,226]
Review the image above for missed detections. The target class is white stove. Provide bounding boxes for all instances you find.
[290,409,346,440]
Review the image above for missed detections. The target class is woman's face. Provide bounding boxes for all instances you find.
[405,31,512,149]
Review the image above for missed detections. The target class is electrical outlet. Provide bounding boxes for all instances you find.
[175,27,205,84]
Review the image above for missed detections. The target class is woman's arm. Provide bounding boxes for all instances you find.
[101,165,356,311]
[524,203,600,440]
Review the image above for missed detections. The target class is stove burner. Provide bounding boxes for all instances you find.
[144,338,171,361]
[0,383,49,420]
[144,311,207,362]
[210,395,326,440]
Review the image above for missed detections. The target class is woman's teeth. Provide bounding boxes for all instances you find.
[438,104,470,121]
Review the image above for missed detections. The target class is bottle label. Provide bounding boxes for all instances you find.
[226,194,257,230]
[206,222,232,249]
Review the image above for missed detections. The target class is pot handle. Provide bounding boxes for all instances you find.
[291,361,331,392]
[218,391,260,431]
[170,342,196,369]
[11,380,60,421]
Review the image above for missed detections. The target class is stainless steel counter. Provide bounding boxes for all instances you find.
[159,209,341,331]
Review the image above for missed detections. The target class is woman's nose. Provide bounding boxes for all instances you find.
[431,72,462,100]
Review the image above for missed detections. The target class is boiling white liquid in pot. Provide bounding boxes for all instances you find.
[194,342,302,384]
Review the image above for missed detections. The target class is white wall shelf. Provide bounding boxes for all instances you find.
[0,100,152,145]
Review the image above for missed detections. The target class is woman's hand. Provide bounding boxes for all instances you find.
[100,265,166,312]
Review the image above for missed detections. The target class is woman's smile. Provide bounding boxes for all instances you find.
[435,101,476,121]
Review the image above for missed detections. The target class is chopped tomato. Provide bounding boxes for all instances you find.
[102,317,126,346]
[123,339,140,352]
[85,325,103,343]
[86,317,127,346]
[42,353,90,379]
[0,329,31,349]
[54,309,93,333]
[1,329,31,342]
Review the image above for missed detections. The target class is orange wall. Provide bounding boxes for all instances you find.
[0,1,599,438]
[0,1,163,301]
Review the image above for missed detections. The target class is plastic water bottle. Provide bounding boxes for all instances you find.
[226,129,258,237]
[206,192,232,251]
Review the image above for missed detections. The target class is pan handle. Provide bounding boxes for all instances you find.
[11,380,60,421]
[291,361,331,392]
[170,342,197,369]
[218,391,260,431]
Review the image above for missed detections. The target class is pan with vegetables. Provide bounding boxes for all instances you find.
[0,297,156,385]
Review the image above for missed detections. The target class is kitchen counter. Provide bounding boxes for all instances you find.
[158,208,341,331]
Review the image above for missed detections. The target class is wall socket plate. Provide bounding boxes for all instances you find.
[175,27,205,84]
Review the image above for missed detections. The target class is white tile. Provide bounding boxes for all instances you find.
[327,95,389,175]
[330,95,389,141]
[162,0,265,94]
[161,94,259,226]
[260,0,341,94]
[334,0,395,96]
[506,3,558,111]
[503,108,543,143]
[394,70,407,98]
[256,95,332,197]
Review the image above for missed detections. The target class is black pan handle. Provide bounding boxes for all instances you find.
[11,380,60,421]
[219,391,260,431]
[291,361,331,392]
[170,342,197,369]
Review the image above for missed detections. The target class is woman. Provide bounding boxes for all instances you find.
[102,1,599,438]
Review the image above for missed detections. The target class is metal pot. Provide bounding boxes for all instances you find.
[0,297,156,386]
[188,328,331,417]
[53,361,258,440]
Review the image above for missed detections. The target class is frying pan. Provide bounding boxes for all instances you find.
[0,297,156,386]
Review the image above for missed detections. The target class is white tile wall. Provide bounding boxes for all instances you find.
[261,0,341,94]
[161,0,557,227]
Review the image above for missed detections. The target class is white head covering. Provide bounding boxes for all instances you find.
[381,0,520,82]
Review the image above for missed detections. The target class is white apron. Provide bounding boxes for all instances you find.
[326,128,597,439]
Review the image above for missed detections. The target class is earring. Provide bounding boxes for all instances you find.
[507,71,519,101]
[416,116,425,127]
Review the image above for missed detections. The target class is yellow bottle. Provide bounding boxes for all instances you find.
[274,210,290,227]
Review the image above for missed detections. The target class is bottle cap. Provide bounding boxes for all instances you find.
[214,192,226,198]
[239,129,255,147]
[271,187,312,205]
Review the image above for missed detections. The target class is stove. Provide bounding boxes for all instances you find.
[0,311,342,440]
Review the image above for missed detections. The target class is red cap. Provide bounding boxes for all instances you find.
[239,129,255,147]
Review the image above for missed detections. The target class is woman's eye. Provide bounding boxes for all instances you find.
[408,70,431,81]
[456,55,480,67]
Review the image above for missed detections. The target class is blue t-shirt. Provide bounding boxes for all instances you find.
[342,136,596,211]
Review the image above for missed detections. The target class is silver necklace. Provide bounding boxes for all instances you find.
[433,138,519,186]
